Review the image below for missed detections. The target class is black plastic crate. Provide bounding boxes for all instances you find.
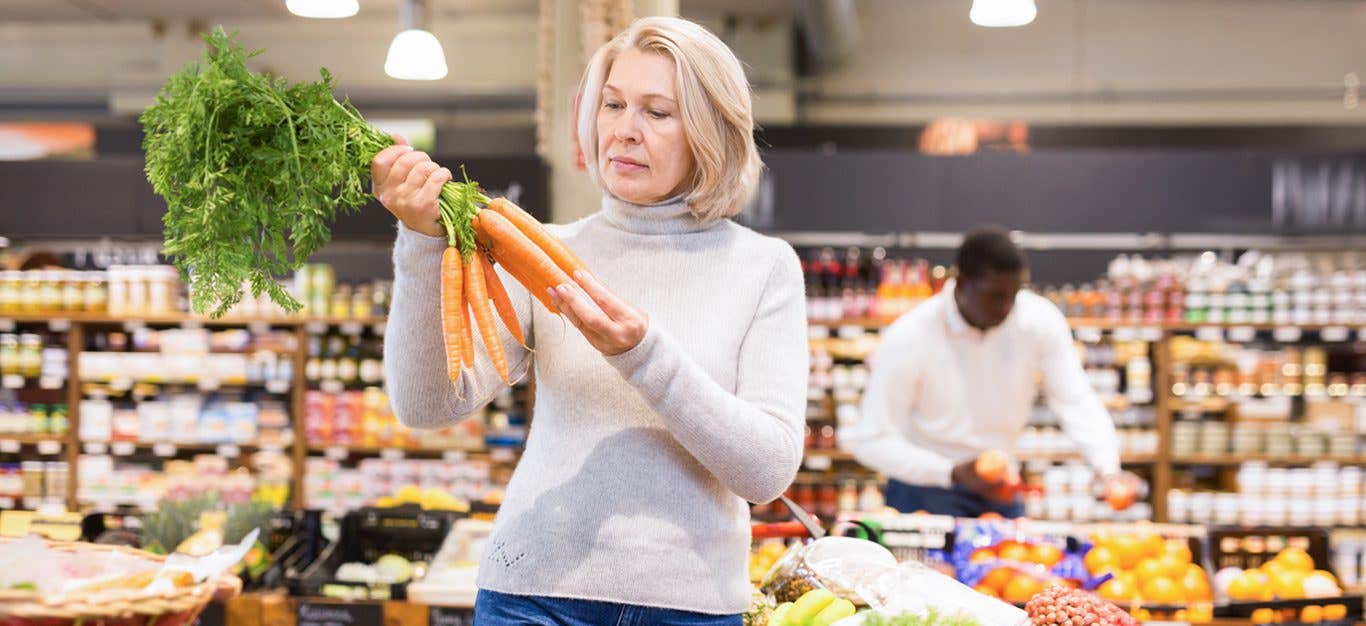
[1207,526,1332,573]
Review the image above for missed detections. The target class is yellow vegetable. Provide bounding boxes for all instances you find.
[770,602,793,626]
[784,589,835,626]
[812,599,855,626]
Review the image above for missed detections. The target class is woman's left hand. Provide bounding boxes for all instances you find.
[549,271,649,356]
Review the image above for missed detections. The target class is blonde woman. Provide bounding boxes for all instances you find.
[373,16,807,625]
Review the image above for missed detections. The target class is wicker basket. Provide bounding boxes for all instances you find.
[0,539,242,626]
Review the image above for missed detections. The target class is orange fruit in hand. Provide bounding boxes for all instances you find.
[979,511,1004,521]
[982,567,1015,593]
[1140,576,1185,605]
[1180,565,1213,602]
[1085,545,1121,575]
[1275,547,1315,573]
[975,449,1009,484]
[1002,575,1045,603]
[1030,543,1064,567]
[1113,535,1144,569]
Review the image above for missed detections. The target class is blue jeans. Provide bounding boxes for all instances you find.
[883,479,1024,518]
[474,589,742,626]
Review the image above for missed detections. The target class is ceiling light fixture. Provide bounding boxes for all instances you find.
[285,0,359,19]
[969,0,1037,28]
[385,0,448,80]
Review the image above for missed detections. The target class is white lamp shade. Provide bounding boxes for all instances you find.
[970,0,1037,27]
[286,0,359,19]
[384,29,449,80]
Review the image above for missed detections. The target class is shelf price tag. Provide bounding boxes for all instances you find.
[320,380,344,394]
[380,448,405,461]
[122,320,145,333]
[247,321,271,335]
[111,442,135,456]
[266,379,290,394]
[197,378,221,392]
[36,441,62,455]
[339,323,363,337]
[803,454,833,471]
[325,446,348,461]
[1273,326,1303,343]
[0,440,19,454]
[48,319,70,332]
[304,322,327,335]
[1320,326,1349,342]
[1195,327,1223,342]
[1074,327,1103,344]
[180,320,203,331]
[153,443,177,457]
[490,447,517,464]
[1227,326,1256,343]
[38,376,63,390]
[84,442,108,455]
[216,444,241,459]
[2,375,24,389]
[0,320,14,332]
[1111,326,1137,342]
[442,450,468,463]
[110,377,133,392]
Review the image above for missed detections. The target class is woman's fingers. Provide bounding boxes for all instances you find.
[573,271,636,322]
[414,167,453,211]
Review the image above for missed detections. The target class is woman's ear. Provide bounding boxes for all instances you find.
[572,90,587,172]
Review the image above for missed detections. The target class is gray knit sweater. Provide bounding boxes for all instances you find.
[383,194,809,614]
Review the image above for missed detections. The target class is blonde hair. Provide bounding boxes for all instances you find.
[576,16,762,222]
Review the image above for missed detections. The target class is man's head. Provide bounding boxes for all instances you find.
[954,227,1026,330]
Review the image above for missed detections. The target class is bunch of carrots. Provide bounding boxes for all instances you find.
[439,191,590,386]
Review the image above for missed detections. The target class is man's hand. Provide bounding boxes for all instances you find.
[952,450,1020,503]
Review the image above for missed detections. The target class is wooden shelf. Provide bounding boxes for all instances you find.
[0,312,386,328]
[0,434,67,445]
[1171,454,1366,466]
[305,443,503,460]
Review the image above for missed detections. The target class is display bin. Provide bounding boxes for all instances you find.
[287,505,461,600]
[1207,526,1333,572]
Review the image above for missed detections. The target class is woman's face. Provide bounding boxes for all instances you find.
[596,48,695,205]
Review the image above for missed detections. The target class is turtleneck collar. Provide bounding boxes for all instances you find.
[599,192,720,235]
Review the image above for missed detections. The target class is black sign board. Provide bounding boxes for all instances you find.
[429,606,475,626]
[297,601,384,626]
[192,600,225,626]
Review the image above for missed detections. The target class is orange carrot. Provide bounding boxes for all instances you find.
[473,225,558,314]
[440,247,465,382]
[478,252,525,345]
[486,198,589,277]
[464,257,510,383]
[473,210,573,312]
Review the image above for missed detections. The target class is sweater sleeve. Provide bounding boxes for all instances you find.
[1038,305,1122,476]
[603,244,809,504]
[383,222,534,430]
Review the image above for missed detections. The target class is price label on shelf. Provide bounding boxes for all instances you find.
[325,446,348,461]
[153,443,177,457]
[1273,326,1303,343]
[38,376,63,390]
[1227,326,1256,343]
[111,442,135,456]
[1073,327,1103,344]
[320,380,344,394]
[0,440,19,454]
[1195,326,1223,342]
[37,441,62,455]
[197,378,221,392]
[442,450,467,463]
[380,448,405,461]
[122,320,145,333]
[180,320,203,331]
[0,320,14,332]
[304,322,327,335]
[84,442,108,455]
[2,375,24,389]
[266,379,290,394]
[339,323,363,337]
[1139,326,1164,342]
[803,455,833,471]
[48,319,70,332]
[372,322,386,336]
[216,444,241,459]
[1111,327,1137,342]
[110,377,133,392]
[490,448,517,464]
[259,444,285,455]
[1320,326,1349,342]
[247,321,271,335]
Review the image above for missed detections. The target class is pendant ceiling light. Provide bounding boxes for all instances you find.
[385,0,448,80]
[285,0,359,19]
[969,0,1037,27]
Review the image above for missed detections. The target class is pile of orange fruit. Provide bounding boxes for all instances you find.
[1247,604,1351,624]
[1224,546,1343,607]
[1083,530,1214,620]
[969,540,1072,603]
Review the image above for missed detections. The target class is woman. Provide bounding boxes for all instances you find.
[374,16,807,625]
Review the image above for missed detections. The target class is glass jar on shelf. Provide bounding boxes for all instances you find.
[0,271,21,313]
[83,272,108,313]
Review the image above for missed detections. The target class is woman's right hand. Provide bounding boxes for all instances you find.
[371,134,453,238]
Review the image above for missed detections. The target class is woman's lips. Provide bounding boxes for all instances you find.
[610,157,647,173]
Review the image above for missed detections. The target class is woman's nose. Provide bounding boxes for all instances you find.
[613,109,643,143]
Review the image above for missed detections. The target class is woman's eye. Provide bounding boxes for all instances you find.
[604,101,624,111]
[648,110,669,119]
